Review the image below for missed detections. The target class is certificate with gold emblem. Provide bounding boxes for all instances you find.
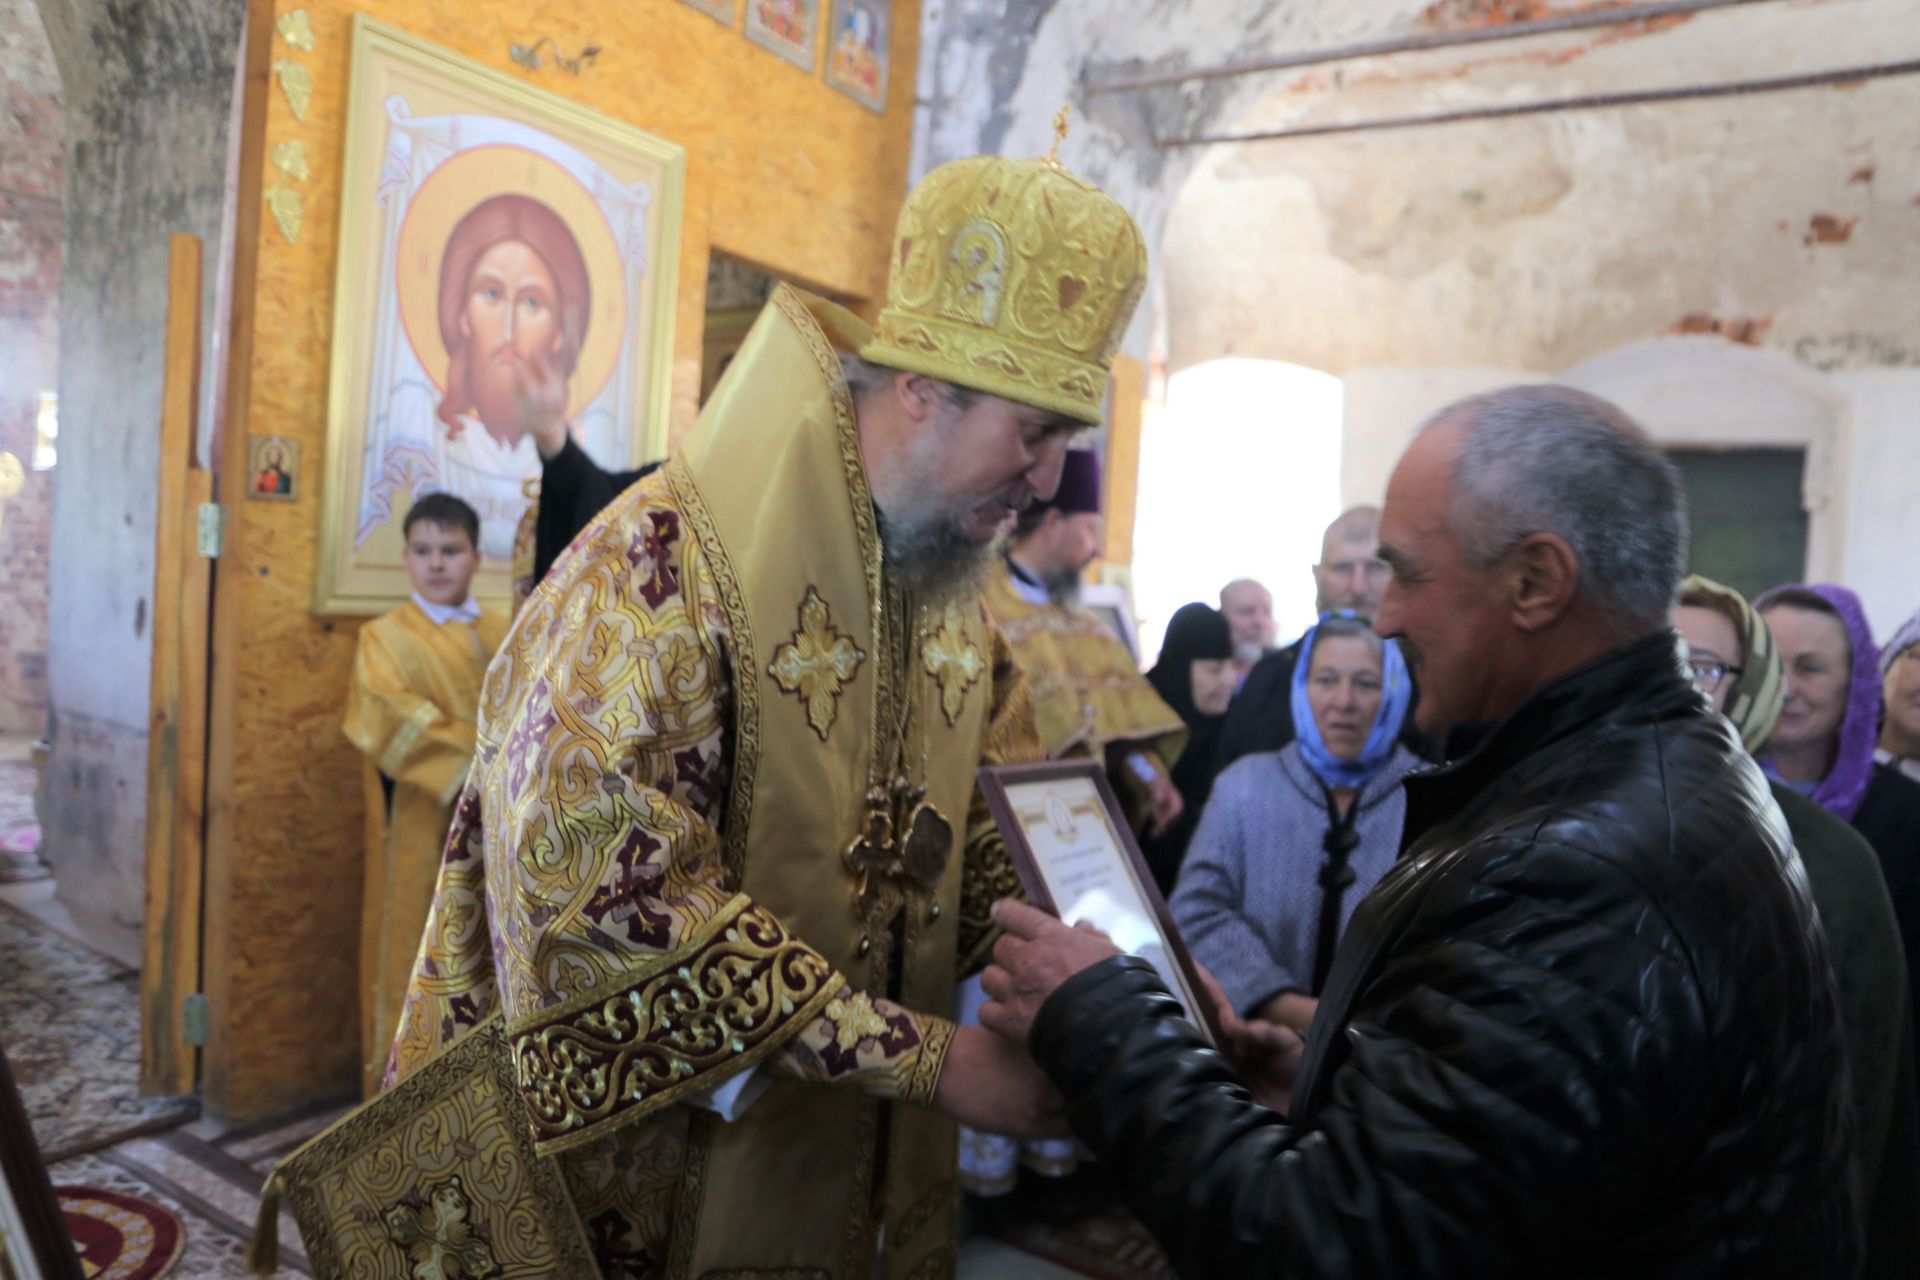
[978,760,1222,1046]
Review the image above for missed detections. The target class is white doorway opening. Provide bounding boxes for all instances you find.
[1131,358,1343,666]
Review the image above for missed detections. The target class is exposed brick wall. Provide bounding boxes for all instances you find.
[0,0,61,736]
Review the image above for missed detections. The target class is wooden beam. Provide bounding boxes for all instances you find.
[1101,355,1146,570]
[139,233,207,1097]
[199,0,276,1122]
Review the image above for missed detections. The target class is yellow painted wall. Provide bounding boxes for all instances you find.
[203,0,921,1122]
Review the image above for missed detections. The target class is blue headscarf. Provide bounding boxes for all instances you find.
[1289,611,1412,790]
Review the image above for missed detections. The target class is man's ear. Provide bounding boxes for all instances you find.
[894,372,945,425]
[1506,532,1580,632]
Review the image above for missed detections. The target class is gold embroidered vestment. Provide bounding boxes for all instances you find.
[307,287,1039,1280]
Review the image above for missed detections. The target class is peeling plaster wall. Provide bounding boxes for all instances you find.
[916,0,1920,628]
[35,0,244,962]
[1830,368,1920,637]
[1340,352,1920,636]
[920,0,1920,376]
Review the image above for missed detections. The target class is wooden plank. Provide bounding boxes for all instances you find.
[140,233,205,1096]
[199,0,277,1122]
[1101,354,1146,569]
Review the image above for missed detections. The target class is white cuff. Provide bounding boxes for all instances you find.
[685,1066,768,1122]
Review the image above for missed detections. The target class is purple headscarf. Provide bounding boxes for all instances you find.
[1755,582,1881,821]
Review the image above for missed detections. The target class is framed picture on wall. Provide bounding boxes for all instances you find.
[247,434,300,502]
[744,0,820,71]
[824,0,889,112]
[314,17,684,615]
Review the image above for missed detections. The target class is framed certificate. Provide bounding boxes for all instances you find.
[978,760,1223,1047]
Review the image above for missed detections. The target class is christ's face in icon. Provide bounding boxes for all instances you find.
[459,239,564,442]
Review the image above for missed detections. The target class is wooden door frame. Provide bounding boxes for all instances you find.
[139,234,213,1097]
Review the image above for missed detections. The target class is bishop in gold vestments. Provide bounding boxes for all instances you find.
[271,140,1151,1280]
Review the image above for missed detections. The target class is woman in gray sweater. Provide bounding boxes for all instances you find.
[1171,613,1418,1035]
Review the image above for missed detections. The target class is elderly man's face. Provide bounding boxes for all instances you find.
[1316,535,1390,616]
[1372,421,1509,740]
[461,239,563,439]
[1220,584,1276,653]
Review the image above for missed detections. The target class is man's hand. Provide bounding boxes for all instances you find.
[1256,991,1319,1037]
[1198,966,1306,1114]
[1145,772,1184,837]
[978,900,1122,1046]
[931,1025,1068,1139]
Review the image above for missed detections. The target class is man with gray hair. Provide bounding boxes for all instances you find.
[976,385,1860,1275]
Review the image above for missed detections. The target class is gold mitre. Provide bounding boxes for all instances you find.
[859,121,1147,425]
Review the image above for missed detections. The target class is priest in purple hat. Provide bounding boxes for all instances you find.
[985,448,1186,837]
[965,447,1186,1198]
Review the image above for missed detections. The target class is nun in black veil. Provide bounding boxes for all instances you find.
[1140,602,1237,893]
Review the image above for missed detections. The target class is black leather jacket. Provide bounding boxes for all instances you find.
[1031,633,1861,1277]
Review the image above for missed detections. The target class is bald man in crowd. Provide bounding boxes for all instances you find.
[1219,578,1277,686]
[1217,506,1430,769]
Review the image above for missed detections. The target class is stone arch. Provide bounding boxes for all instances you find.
[1560,335,1851,582]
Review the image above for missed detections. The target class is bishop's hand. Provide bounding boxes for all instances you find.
[931,1025,1068,1139]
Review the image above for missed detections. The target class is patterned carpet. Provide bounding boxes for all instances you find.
[51,1124,325,1280]
[974,1169,1175,1280]
[56,1183,186,1280]
[0,899,198,1159]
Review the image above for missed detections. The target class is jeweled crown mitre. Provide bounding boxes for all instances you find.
[859,141,1148,425]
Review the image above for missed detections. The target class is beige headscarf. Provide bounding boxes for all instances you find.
[1679,574,1786,752]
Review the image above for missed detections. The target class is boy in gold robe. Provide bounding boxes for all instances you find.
[341,493,507,1095]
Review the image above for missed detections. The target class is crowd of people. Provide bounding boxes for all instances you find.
[302,140,1920,1280]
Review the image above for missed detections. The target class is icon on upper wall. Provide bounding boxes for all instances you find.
[249,435,301,502]
[825,0,888,112]
[745,0,819,71]
[680,0,737,24]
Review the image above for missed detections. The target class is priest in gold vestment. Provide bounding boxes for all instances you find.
[272,140,1150,1280]
[984,449,1187,836]
[341,493,508,1097]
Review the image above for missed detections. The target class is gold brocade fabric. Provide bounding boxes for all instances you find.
[286,287,1041,1280]
[341,601,507,1097]
[266,1017,597,1278]
[510,475,539,612]
[983,564,1186,767]
[859,153,1146,425]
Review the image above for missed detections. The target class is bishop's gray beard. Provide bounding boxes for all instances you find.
[873,504,998,605]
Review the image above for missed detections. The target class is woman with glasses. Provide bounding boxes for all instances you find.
[1169,612,1417,1037]
[1881,609,1920,784]
[1675,575,1918,1276]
